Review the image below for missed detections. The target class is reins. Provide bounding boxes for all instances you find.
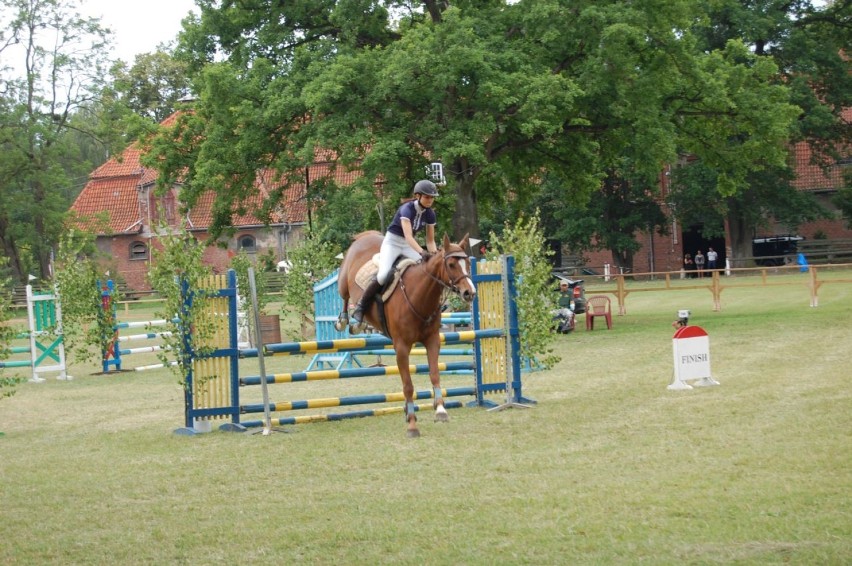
[398,248,469,325]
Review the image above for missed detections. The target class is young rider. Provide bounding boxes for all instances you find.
[351,179,439,330]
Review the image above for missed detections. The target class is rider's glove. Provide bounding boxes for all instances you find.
[420,250,433,261]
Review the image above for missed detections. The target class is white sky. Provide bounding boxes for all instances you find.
[80,0,198,63]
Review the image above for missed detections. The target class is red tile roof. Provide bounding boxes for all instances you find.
[70,112,324,235]
[70,175,144,234]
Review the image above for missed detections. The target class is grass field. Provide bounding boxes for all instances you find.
[1,272,851,564]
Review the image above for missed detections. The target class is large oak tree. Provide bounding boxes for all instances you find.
[150,0,801,254]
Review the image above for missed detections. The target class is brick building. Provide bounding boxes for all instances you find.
[69,112,359,291]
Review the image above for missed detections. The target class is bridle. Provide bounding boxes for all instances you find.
[398,247,472,324]
[426,249,471,294]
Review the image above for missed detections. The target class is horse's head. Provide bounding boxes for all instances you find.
[437,233,477,303]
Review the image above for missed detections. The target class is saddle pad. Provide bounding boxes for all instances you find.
[354,257,419,301]
[355,261,379,290]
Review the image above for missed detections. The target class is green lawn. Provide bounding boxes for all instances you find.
[1,276,850,564]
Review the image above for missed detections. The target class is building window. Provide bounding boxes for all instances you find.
[130,241,148,260]
[238,235,257,253]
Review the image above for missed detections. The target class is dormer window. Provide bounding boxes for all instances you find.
[130,241,148,260]
[238,235,257,253]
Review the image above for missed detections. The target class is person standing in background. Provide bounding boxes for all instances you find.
[683,253,694,278]
[706,247,718,271]
[695,250,706,278]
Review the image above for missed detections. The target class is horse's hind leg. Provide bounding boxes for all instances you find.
[334,287,350,331]
[334,309,349,332]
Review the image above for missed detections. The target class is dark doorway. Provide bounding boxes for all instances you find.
[682,225,726,271]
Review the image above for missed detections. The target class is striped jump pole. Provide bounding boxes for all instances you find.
[234,362,477,429]
[245,329,502,359]
[240,361,475,386]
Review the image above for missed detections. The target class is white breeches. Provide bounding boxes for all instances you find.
[377,233,421,285]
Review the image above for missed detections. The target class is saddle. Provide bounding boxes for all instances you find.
[355,253,418,301]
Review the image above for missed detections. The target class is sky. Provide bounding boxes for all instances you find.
[80,0,198,63]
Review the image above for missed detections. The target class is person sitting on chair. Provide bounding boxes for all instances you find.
[551,280,576,333]
[351,180,439,330]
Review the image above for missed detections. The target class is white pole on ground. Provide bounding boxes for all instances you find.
[247,268,291,436]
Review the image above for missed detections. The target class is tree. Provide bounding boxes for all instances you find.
[539,164,669,272]
[834,185,852,229]
[147,0,801,252]
[0,0,111,282]
[110,48,194,124]
[668,159,828,262]
[677,0,852,258]
[279,234,341,341]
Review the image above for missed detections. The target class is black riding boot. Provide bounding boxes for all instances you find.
[351,276,381,328]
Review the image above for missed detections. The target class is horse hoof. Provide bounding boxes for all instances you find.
[406,428,421,438]
[435,411,449,423]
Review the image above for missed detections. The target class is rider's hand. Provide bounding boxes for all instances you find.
[420,249,433,261]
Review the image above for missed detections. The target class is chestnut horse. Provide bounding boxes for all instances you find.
[335,231,476,437]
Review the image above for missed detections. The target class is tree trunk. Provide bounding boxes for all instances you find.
[725,199,753,269]
[450,173,481,243]
[611,248,635,273]
[32,178,51,279]
[0,216,25,283]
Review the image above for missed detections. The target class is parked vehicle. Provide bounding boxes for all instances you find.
[752,235,804,266]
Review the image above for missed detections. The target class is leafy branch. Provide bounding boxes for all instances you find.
[54,229,116,368]
[279,235,340,341]
[0,259,25,399]
[490,211,560,370]
[147,223,218,387]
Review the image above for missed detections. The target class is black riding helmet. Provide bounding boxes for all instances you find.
[413,179,439,197]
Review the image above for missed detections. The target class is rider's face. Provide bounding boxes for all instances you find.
[419,194,435,208]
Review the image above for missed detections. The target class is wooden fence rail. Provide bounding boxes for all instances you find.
[583,262,852,314]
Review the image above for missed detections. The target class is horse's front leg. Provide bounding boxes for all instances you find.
[423,333,448,423]
[394,341,419,438]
